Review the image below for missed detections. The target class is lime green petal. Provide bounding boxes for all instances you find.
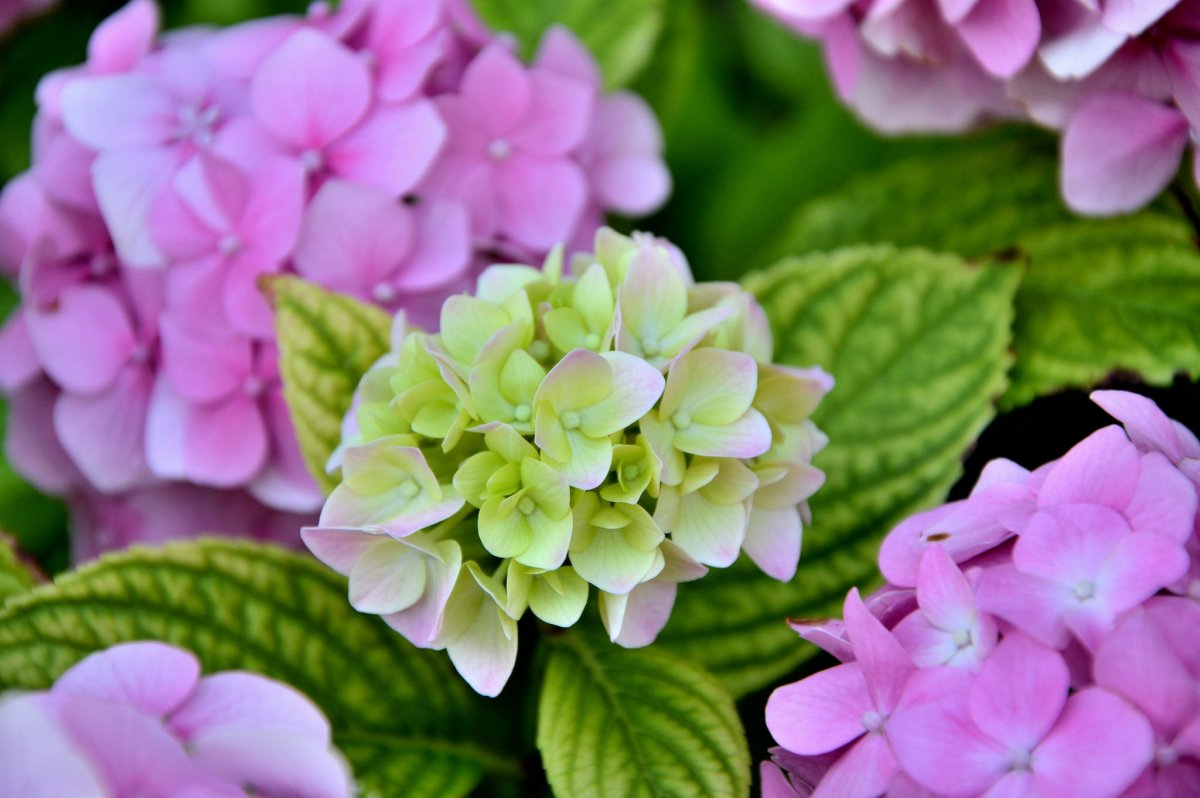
[521,457,570,519]
[453,451,506,507]
[574,263,615,334]
[638,412,684,486]
[480,497,533,558]
[703,458,759,505]
[482,423,537,463]
[543,308,590,354]
[594,227,637,283]
[578,352,664,437]
[551,429,613,490]
[680,459,721,496]
[517,511,573,571]
[569,526,660,595]
[527,567,588,627]
[672,493,748,568]
[658,306,732,362]
[485,460,522,499]
[619,503,666,552]
[674,409,773,460]
[534,403,571,463]
[618,247,687,344]
[440,296,511,366]
[476,264,543,304]
[504,562,533,620]
[499,349,546,406]
[411,401,459,439]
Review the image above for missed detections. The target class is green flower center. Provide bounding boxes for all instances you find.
[585,332,601,349]
[641,338,660,357]
[514,404,531,422]
[396,479,420,500]
[561,411,581,430]
[622,464,640,481]
[671,410,692,430]
[529,340,551,362]
[518,496,536,515]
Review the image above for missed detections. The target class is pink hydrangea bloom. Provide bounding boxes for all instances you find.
[0,0,54,38]
[0,0,671,560]
[0,641,353,797]
[750,0,1200,214]
[763,390,1200,798]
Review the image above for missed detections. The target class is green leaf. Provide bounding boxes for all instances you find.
[267,276,394,495]
[0,534,37,601]
[538,631,750,798]
[654,246,1019,697]
[471,0,663,88]
[0,539,520,797]
[1008,215,1200,407]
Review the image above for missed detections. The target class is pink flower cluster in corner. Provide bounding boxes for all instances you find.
[0,0,54,38]
[0,641,353,797]
[0,0,670,560]
[762,390,1200,798]
[750,0,1200,215]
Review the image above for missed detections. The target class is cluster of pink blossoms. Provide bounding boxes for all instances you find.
[0,0,54,37]
[0,0,669,559]
[763,390,1200,798]
[751,0,1200,214]
[0,641,352,797]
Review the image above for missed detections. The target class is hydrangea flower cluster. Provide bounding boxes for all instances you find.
[763,390,1200,798]
[0,0,669,560]
[750,0,1200,214]
[0,641,353,797]
[303,228,832,696]
[0,0,53,37]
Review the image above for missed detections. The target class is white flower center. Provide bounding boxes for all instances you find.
[218,234,242,257]
[488,139,511,160]
[372,282,397,304]
[242,375,264,397]
[176,102,219,145]
[89,253,115,277]
[1073,581,1096,601]
[1008,748,1032,772]
[860,710,885,733]
[952,628,972,649]
[300,148,325,173]
[1156,744,1179,767]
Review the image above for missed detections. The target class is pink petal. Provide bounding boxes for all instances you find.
[508,69,593,156]
[185,393,269,488]
[1039,19,1126,81]
[158,315,251,404]
[968,632,1069,750]
[495,153,586,250]
[293,179,414,293]
[223,248,283,338]
[765,663,872,755]
[34,129,100,213]
[27,283,134,394]
[1091,390,1200,462]
[1014,503,1131,585]
[956,0,1040,78]
[251,29,370,150]
[326,100,446,195]
[0,312,40,392]
[1165,40,1200,131]
[148,178,219,262]
[610,580,678,648]
[1123,453,1197,542]
[87,0,159,73]
[60,74,177,150]
[460,44,533,136]
[5,378,81,494]
[760,760,801,798]
[1062,93,1188,215]
[844,588,914,713]
[53,641,200,716]
[55,366,154,493]
[975,565,1071,649]
[1038,425,1140,508]
[1102,0,1178,36]
[392,200,471,292]
[810,732,898,798]
[1094,609,1197,735]
[535,26,602,86]
[593,153,672,216]
[246,386,322,513]
[377,33,446,102]
[1032,688,1154,797]
[879,496,1018,588]
[915,543,978,631]
[1097,532,1189,613]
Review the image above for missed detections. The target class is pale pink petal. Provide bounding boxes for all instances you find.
[1123,453,1197,542]
[760,760,801,798]
[184,394,269,488]
[1165,41,1200,131]
[34,130,99,213]
[1094,609,1197,735]
[188,729,352,798]
[915,544,978,631]
[92,146,178,267]
[0,694,108,798]
[969,632,1069,750]
[956,0,1040,78]
[53,641,200,716]
[743,505,802,581]
[1038,425,1140,508]
[55,366,154,493]
[238,157,306,262]
[1033,688,1154,797]
[326,100,447,194]
[173,151,247,234]
[60,74,177,150]
[1091,390,1200,462]
[1062,93,1188,215]
[0,313,40,392]
[610,580,678,648]
[460,44,533,136]
[1040,19,1126,80]
[169,671,329,742]
[593,153,672,216]
[535,26,602,86]
[496,154,587,250]
[302,527,382,575]
[148,179,219,262]
[1014,504,1131,585]
[377,33,446,102]
[766,663,872,755]
[223,248,283,338]
[247,388,322,513]
[5,378,81,494]
[27,283,134,394]
[1102,0,1178,36]
[251,29,370,149]
[976,565,1071,648]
